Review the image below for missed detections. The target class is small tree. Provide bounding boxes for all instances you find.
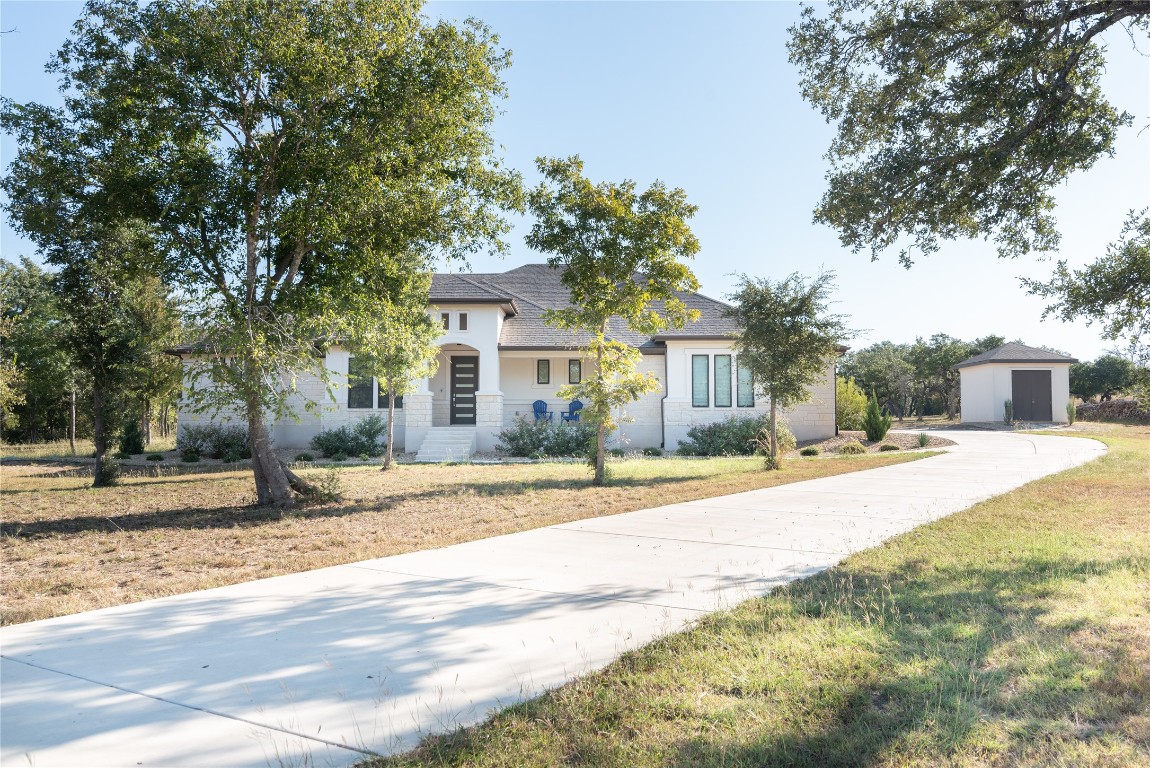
[861,390,892,442]
[727,271,850,471]
[836,375,867,431]
[526,156,701,485]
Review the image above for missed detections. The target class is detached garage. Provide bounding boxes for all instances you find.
[956,342,1077,424]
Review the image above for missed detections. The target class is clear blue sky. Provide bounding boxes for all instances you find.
[3,1,1148,360]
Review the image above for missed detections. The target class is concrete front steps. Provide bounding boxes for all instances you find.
[414,426,477,462]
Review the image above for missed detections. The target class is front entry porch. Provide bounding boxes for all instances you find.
[404,343,504,456]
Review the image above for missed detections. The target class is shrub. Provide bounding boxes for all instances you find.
[1066,400,1076,425]
[178,424,250,460]
[180,449,201,463]
[95,455,120,486]
[917,432,930,448]
[146,453,164,461]
[221,450,242,463]
[330,452,348,462]
[879,443,901,451]
[838,440,866,455]
[114,450,132,460]
[310,416,386,458]
[119,418,144,456]
[608,447,626,457]
[294,452,315,463]
[836,376,867,431]
[1003,399,1014,423]
[315,468,343,502]
[495,417,596,458]
[358,453,370,462]
[642,447,663,456]
[862,392,892,441]
[800,446,820,456]
[678,415,794,456]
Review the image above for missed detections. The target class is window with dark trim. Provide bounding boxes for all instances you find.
[458,312,468,331]
[568,359,581,384]
[440,312,450,330]
[715,355,732,407]
[347,357,373,409]
[536,359,550,384]
[377,380,403,410]
[691,355,709,407]
[736,359,755,407]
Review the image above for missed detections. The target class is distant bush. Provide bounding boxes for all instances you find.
[836,376,867,431]
[800,446,820,456]
[114,450,132,460]
[358,453,370,462]
[879,443,901,451]
[642,447,663,457]
[119,419,144,456]
[678,415,794,456]
[180,449,201,463]
[495,418,597,458]
[838,440,866,455]
[178,424,251,460]
[1076,399,1150,425]
[96,455,120,486]
[221,450,243,463]
[146,453,164,461]
[294,452,315,463]
[608,447,626,457]
[330,452,348,462]
[310,416,386,458]
[862,392,892,442]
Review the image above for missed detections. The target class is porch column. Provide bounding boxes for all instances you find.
[474,391,504,452]
[403,374,433,453]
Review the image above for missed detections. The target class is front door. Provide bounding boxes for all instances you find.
[450,356,478,425]
[1011,370,1052,421]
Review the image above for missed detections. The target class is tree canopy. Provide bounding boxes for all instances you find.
[525,155,701,485]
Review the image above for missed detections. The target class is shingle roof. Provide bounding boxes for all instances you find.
[431,263,737,350]
[954,342,1077,369]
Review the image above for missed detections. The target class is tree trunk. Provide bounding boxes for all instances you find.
[69,389,77,456]
[593,421,607,486]
[768,396,779,468]
[92,385,112,487]
[142,399,152,446]
[246,398,294,508]
[382,390,395,471]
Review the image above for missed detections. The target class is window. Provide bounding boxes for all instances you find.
[458,312,468,331]
[347,357,373,409]
[568,359,582,384]
[714,355,732,407]
[377,381,403,410]
[536,359,550,384]
[441,312,450,330]
[691,355,709,407]
[736,359,755,407]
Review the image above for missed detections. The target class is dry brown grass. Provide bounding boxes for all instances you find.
[0,452,928,625]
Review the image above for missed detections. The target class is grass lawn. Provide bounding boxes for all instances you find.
[0,450,928,625]
[374,423,1150,768]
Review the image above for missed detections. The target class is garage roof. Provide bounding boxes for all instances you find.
[954,342,1077,369]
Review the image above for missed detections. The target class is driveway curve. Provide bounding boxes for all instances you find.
[0,430,1105,767]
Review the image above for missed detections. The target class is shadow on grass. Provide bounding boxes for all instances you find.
[382,552,1148,767]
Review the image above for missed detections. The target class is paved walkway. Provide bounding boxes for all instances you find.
[1,431,1105,767]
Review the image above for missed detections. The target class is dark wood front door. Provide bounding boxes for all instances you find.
[1011,370,1052,421]
[450,356,478,425]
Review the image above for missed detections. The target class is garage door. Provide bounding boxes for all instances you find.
[1011,370,1052,421]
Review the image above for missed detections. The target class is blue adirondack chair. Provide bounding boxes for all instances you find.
[561,400,583,422]
[532,399,553,422]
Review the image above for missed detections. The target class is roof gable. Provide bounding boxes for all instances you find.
[954,342,1077,369]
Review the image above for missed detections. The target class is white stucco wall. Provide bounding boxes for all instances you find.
[959,362,1071,423]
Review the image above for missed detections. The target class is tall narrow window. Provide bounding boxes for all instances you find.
[440,312,450,330]
[737,359,755,407]
[377,381,403,410]
[347,357,373,409]
[714,355,732,407]
[536,359,550,384]
[568,359,582,384]
[458,312,468,331]
[691,355,709,407]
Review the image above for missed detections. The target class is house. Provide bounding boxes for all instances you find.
[174,264,838,459]
[955,342,1076,423]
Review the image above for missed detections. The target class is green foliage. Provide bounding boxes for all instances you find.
[178,424,250,460]
[879,443,901,452]
[294,453,314,463]
[837,440,866,455]
[94,454,120,487]
[836,376,867,430]
[608,448,626,458]
[862,392,893,442]
[495,418,597,458]
[788,2,1145,266]
[800,446,820,457]
[1069,355,1139,402]
[119,418,144,456]
[642,447,663,457]
[180,447,200,463]
[310,417,386,458]
[1004,399,1014,424]
[1066,400,1076,426]
[917,432,930,448]
[330,452,348,463]
[526,155,700,485]
[677,415,794,457]
[315,469,343,503]
[146,453,164,461]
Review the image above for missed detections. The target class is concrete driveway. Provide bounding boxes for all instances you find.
[0,430,1105,767]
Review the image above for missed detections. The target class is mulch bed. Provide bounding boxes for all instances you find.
[797,429,955,455]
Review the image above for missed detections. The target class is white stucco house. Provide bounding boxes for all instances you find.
[955,342,1076,424]
[174,264,838,459]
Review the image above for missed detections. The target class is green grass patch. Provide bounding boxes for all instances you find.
[374,426,1150,768]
